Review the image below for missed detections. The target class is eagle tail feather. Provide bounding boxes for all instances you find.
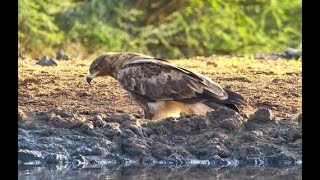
[203,89,247,113]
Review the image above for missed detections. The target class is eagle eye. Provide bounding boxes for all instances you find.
[92,64,99,71]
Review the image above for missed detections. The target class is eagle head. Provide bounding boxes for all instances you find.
[86,54,114,84]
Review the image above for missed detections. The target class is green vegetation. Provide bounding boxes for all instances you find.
[18,0,302,58]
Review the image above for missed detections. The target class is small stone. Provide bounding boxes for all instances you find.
[73,114,86,122]
[18,52,26,60]
[206,107,239,123]
[36,56,57,66]
[239,112,248,119]
[49,114,63,121]
[209,155,228,166]
[105,114,135,124]
[91,147,107,156]
[284,48,302,59]
[93,114,103,121]
[48,107,72,118]
[62,55,70,60]
[73,155,87,165]
[191,115,209,129]
[291,107,298,113]
[272,78,281,83]
[80,122,94,132]
[249,107,273,122]
[56,49,70,60]
[44,153,68,163]
[242,131,264,142]
[218,118,240,131]
[121,137,150,157]
[18,149,43,162]
[291,92,300,97]
[206,61,218,67]
[94,119,106,128]
[240,146,261,157]
[71,147,93,156]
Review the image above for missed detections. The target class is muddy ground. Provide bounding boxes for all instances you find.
[18,55,302,166]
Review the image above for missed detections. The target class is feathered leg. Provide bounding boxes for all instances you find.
[129,92,155,120]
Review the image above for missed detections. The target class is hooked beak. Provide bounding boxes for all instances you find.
[86,71,98,85]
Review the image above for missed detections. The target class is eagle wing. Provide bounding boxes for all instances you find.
[116,57,228,103]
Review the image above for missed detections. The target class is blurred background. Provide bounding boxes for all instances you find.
[18,0,302,59]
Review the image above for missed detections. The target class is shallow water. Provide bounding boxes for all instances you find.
[18,164,302,180]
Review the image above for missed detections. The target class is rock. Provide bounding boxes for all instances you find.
[93,114,103,121]
[94,119,106,128]
[195,143,231,159]
[56,49,70,60]
[239,112,249,119]
[18,149,43,162]
[218,118,242,132]
[18,52,26,60]
[127,124,144,137]
[241,131,264,142]
[71,147,95,157]
[258,143,282,155]
[105,114,136,124]
[73,114,86,122]
[171,117,195,135]
[36,56,57,66]
[121,138,150,157]
[80,122,94,132]
[36,128,59,137]
[92,114,106,128]
[48,107,73,118]
[248,107,274,122]
[264,152,297,165]
[284,48,302,59]
[239,145,261,157]
[206,107,240,123]
[272,78,282,83]
[208,155,229,165]
[48,114,63,122]
[103,122,122,137]
[192,116,210,130]
[280,128,302,142]
[151,142,192,160]
[44,153,68,163]
[72,155,87,165]
[91,147,108,156]
[35,108,80,124]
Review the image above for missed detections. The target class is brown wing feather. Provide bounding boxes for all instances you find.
[116,57,228,103]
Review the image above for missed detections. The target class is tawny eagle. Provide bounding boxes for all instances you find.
[86,52,246,120]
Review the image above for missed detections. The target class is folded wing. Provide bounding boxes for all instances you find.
[116,56,228,103]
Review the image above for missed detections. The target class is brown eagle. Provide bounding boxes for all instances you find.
[86,52,247,120]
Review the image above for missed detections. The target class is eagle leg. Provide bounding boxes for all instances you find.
[129,92,155,120]
[143,109,155,120]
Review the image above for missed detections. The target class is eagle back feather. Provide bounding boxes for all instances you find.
[116,56,228,102]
